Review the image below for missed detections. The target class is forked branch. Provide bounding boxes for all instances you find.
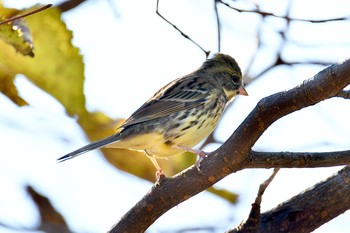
[109,59,350,232]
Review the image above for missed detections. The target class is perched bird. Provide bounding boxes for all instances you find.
[58,53,248,179]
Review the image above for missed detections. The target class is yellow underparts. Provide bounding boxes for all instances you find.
[105,132,182,158]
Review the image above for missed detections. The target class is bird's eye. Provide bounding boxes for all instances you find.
[231,75,240,83]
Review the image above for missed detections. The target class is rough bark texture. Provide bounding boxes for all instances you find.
[227,166,350,233]
[259,166,350,233]
[109,59,350,233]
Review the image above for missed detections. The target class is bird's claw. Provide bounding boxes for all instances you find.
[195,155,206,175]
[155,170,167,185]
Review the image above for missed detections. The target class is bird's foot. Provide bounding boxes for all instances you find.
[172,145,207,174]
[195,151,207,175]
[155,170,167,185]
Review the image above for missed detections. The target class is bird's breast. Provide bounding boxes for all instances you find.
[164,93,226,149]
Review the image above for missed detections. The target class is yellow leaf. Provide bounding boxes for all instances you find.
[0,6,86,116]
[0,19,34,57]
[0,5,34,56]
[0,67,27,106]
[207,186,239,204]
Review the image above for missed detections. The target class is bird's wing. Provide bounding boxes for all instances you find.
[120,83,212,128]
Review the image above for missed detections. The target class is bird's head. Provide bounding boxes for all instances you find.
[202,53,248,101]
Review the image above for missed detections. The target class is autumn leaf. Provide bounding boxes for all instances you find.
[0,68,27,106]
[0,18,34,57]
[0,6,86,116]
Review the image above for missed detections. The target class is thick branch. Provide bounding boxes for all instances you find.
[259,166,350,232]
[247,150,350,168]
[109,60,350,232]
[219,59,350,171]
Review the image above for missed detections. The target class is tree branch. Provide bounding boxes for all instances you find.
[219,0,350,23]
[56,0,87,13]
[156,0,210,57]
[336,89,350,99]
[0,4,52,26]
[109,59,350,232]
[259,166,350,232]
[227,168,280,233]
[214,0,221,52]
[247,150,350,168]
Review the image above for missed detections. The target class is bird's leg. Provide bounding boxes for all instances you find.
[145,150,166,180]
[172,145,207,173]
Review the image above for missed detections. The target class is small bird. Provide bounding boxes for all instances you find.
[57,53,248,179]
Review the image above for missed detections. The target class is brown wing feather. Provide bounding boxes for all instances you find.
[121,88,209,128]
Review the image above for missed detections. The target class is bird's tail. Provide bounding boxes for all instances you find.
[57,134,121,162]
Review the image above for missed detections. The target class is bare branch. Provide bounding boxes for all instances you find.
[219,0,350,23]
[229,166,350,233]
[247,150,350,169]
[227,169,280,233]
[256,168,280,204]
[156,0,210,57]
[214,0,221,52]
[0,4,52,26]
[259,166,350,232]
[108,58,350,232]
[251,51,332,81]
[56,0,87,13]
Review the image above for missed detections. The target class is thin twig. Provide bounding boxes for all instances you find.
[219,0,350,23]
[156,0,210,57]
[214,0,221,52]
[227,168,280,233]
[242,2,264,84]
[252,58,331,79]
[0,4,52,26]
[255,168,280,204]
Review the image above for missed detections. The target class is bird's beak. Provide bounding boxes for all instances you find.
[239,86,248,96]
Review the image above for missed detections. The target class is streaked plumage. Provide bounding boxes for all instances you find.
[57,53,248,178]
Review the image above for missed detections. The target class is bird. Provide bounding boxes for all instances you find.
[57,53,248,179]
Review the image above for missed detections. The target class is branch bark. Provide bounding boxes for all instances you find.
[56,0,87,13]
[247,150,350,168]
[259,166,350,233]
[228,169,280,233]
[228,166,350,233]
[109,59,350,232]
